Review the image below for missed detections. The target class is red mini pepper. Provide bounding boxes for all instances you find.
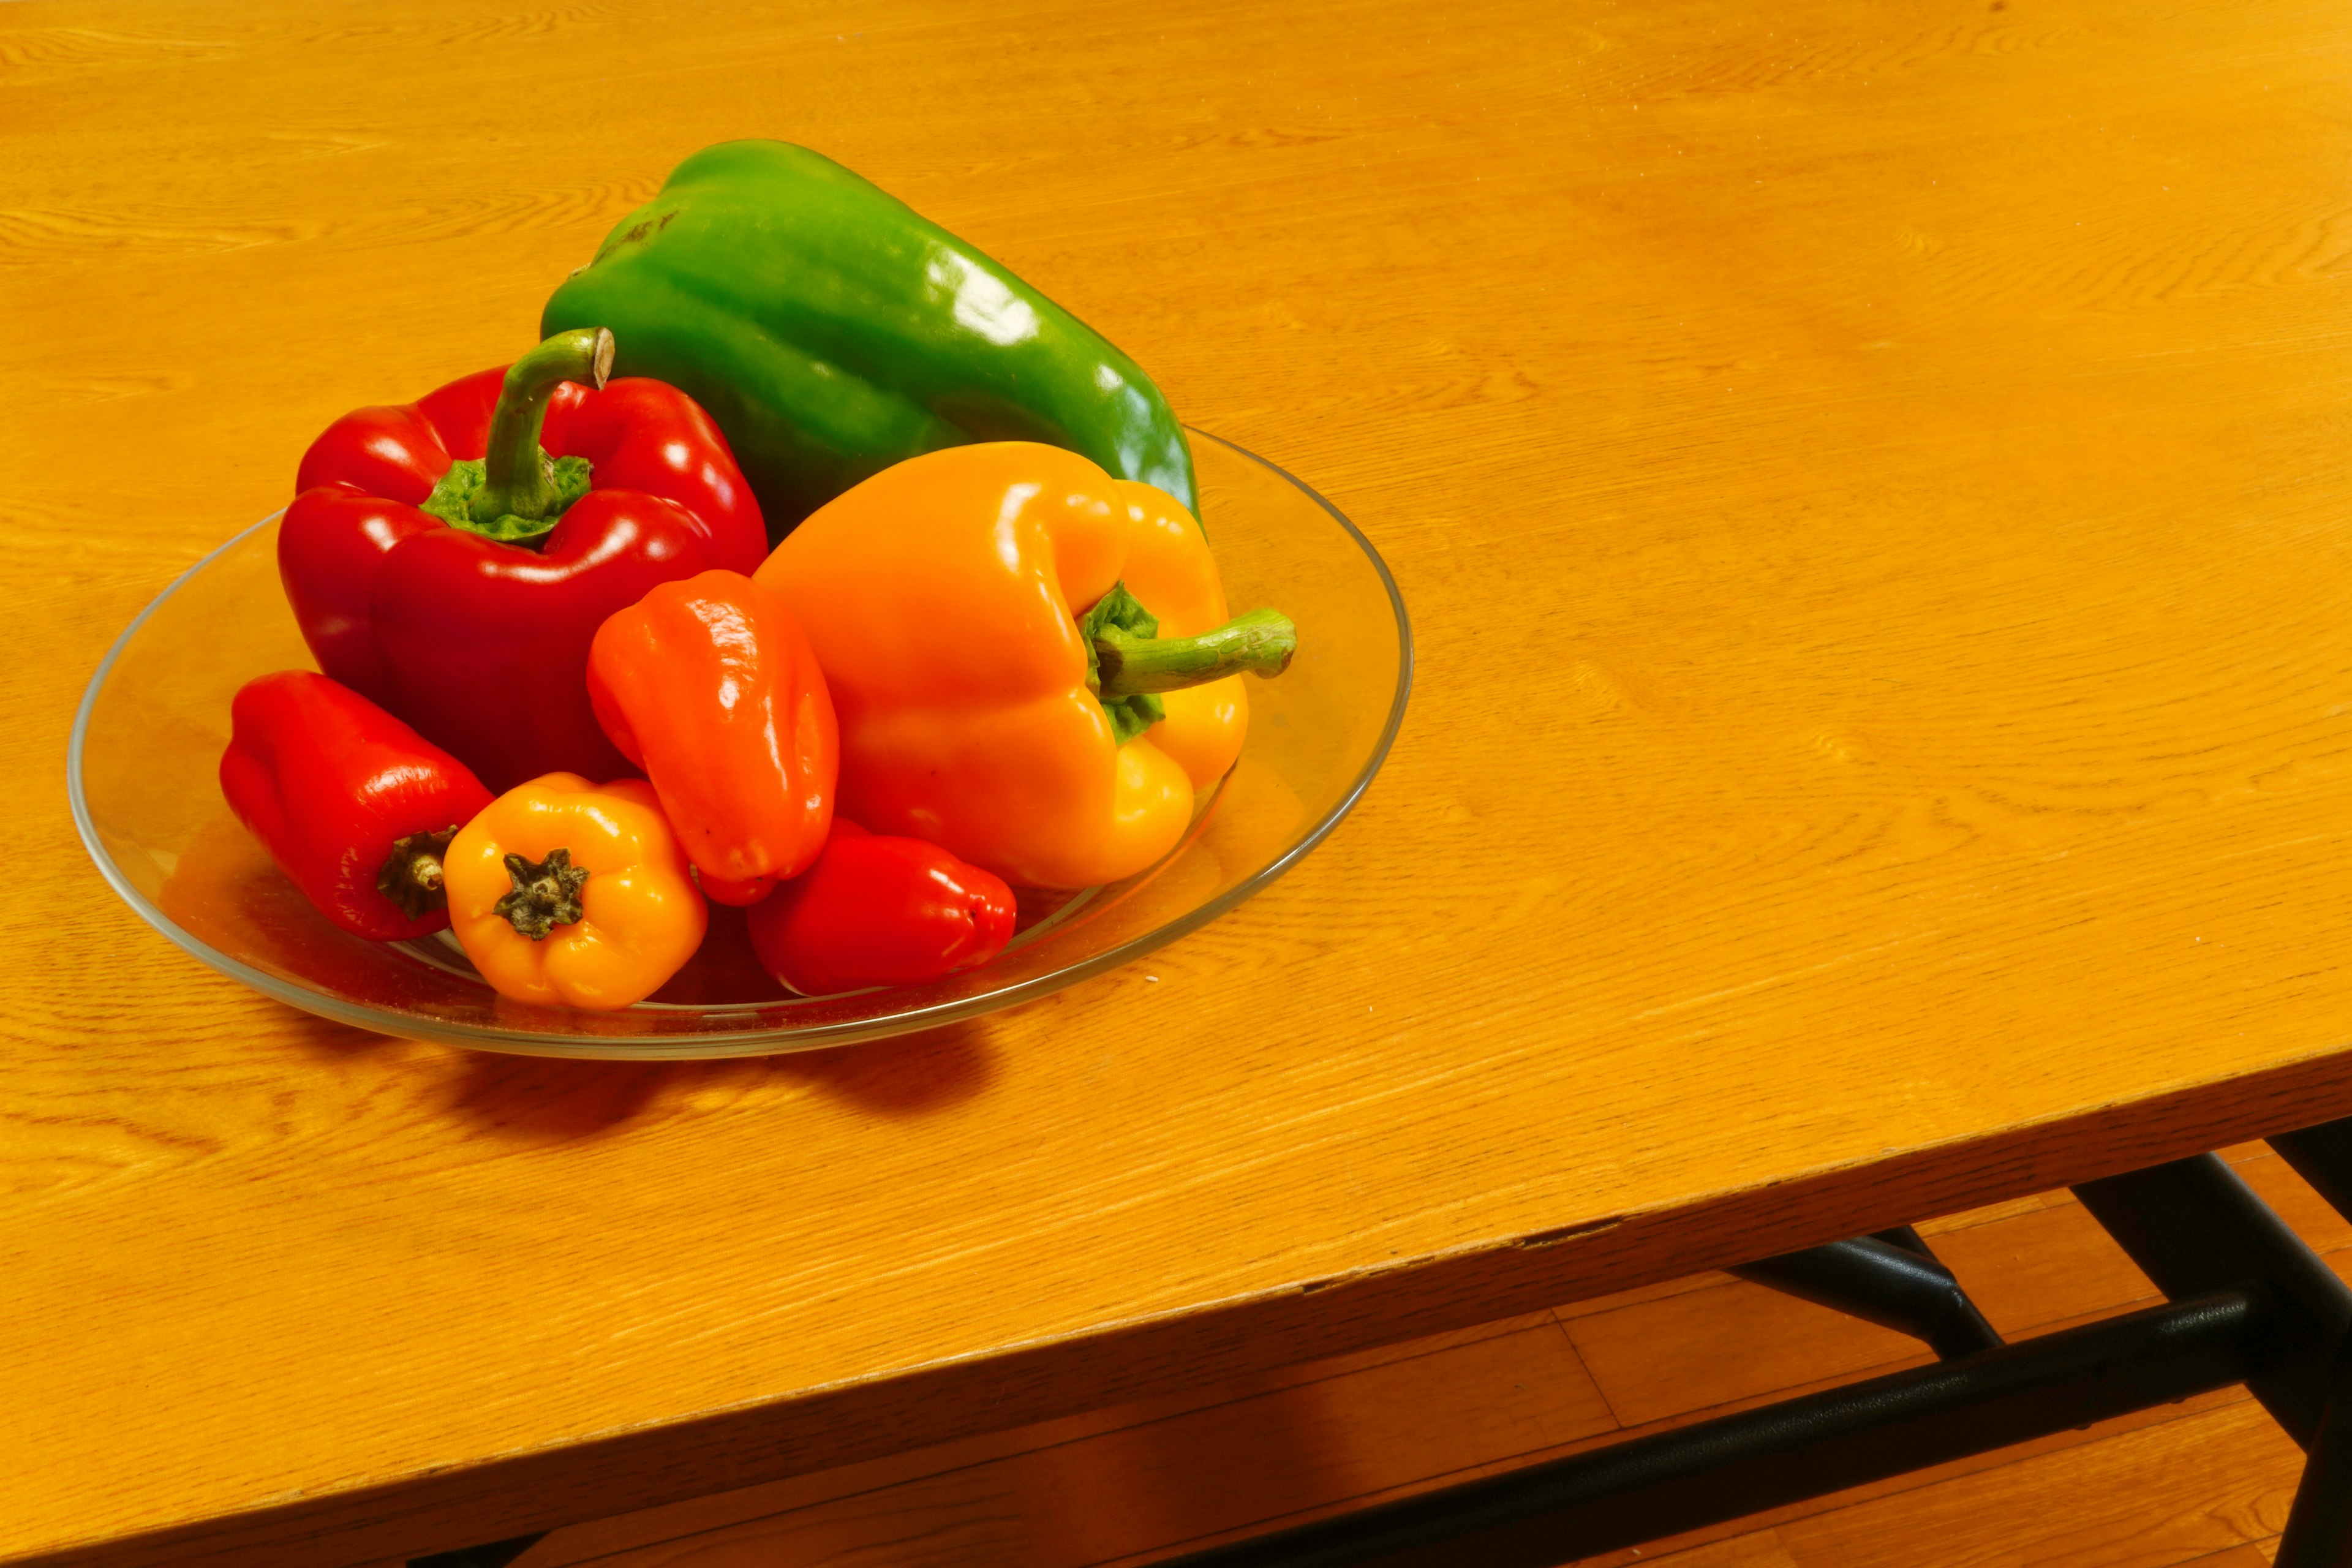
[278,329,767,793]
[587,570,837,907]
[219,671,496,941]
[745,821,1016,995]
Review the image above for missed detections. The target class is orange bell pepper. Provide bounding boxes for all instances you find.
[444,773,707,1009]
[587,568,837,906]
[756,443,1294,888]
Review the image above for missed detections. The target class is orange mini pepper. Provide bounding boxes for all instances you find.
[756,443,1294,889]
[587,568,837,906]
[445,774,707,1009]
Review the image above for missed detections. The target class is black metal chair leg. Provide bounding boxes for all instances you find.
[2074,1152,2352,1446]
[2275,1330,2352,1568]
[2265,1115,2352,1567]
[1732,1234,2004,1361]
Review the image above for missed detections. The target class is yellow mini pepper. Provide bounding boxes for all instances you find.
[445,774,708,1009]
[756,443,1294,889]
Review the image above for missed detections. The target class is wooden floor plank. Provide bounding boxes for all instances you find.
[1555,1387,2260,1568]
[1916,1191,2062,1237]
[1643,1532,1803,1568]
[1924,1195,2158,1335]
[2197,1546,2280,1567]
[2234,1151,2352,1253]
[1552,1270,1736,1324]
[1562,1277,1930,1430]
[1773,1398,2302,1568]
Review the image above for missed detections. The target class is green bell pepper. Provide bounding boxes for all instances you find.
[541,140,1197,540]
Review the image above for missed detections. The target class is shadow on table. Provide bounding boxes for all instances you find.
[283,1010,1000,1142]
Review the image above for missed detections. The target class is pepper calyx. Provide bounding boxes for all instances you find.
[376,825,461,921]
[422,454,592,546]
[494,847,589,940]
[1080,582,1166,744]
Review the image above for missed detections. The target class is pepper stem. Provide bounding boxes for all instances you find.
[494,848,589,941]
[1095,608,1297,698]
[469,328,614,526]
[376,826,460,921]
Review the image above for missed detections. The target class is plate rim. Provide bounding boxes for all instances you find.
[67,431,1415,1057]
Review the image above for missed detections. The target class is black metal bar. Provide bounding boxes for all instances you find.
[1732,1235,2003,1361]
[1161,1291,2264,1568]
[2074,1153,2352,1446]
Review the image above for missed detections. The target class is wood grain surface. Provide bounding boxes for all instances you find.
[10,0,2352,1562]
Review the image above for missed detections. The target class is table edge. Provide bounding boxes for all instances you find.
[20,1046,2351,1568]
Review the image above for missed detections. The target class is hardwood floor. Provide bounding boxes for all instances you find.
[510,1145,2345,1567]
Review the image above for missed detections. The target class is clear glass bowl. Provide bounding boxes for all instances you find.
[69,433,1412,1058]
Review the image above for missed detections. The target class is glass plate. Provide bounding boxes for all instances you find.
[69,432,1411,1058]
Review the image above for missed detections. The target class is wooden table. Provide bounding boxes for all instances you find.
[12,0,2352,1562]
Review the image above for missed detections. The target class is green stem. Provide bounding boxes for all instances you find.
[469,328,614,526]
[1095,608,1297,697]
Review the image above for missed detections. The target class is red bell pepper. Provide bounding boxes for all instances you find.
[277,328,766,793]
[587,569,839,907]
[745,821,1016,995]
[219,671,496,941]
